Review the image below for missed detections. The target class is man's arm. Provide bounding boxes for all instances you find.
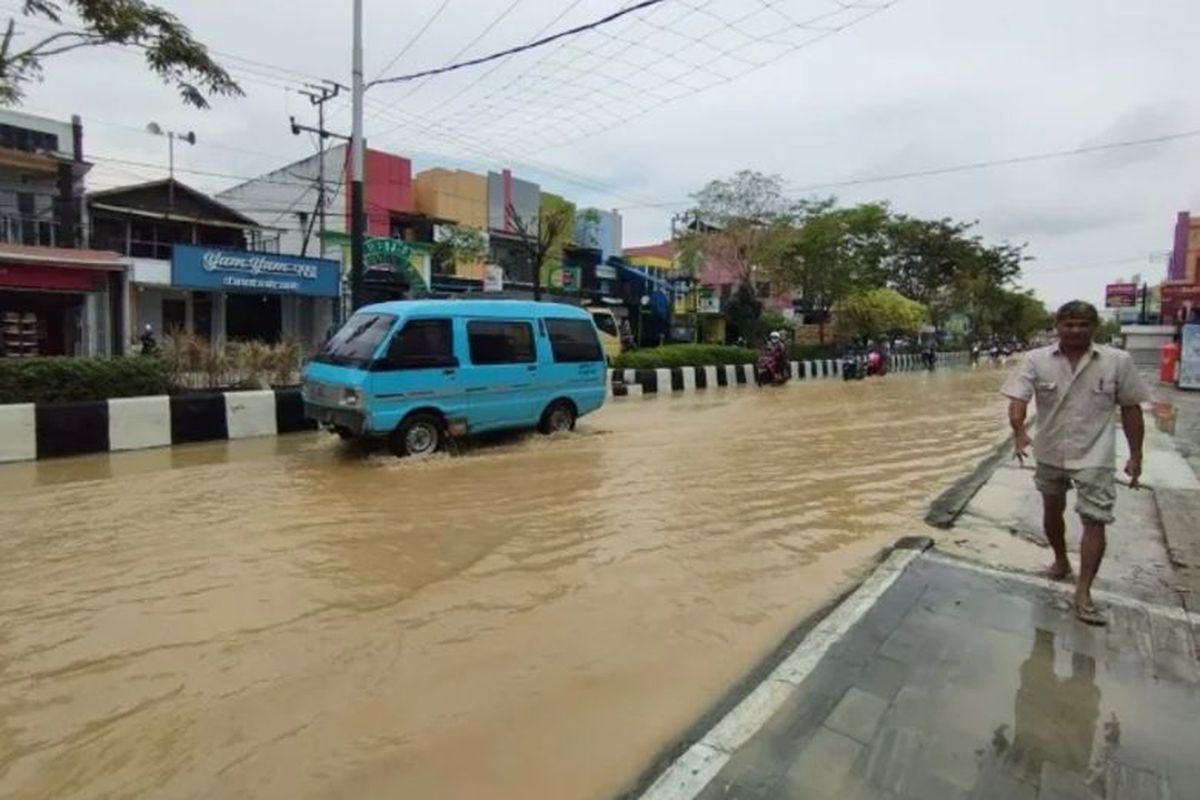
[1115,352,1150,488]
[1120,404,1144,488]
[1009,399,1032,463]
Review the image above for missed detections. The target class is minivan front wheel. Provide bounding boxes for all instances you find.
[539,400,576,435]
[390,414,443,457]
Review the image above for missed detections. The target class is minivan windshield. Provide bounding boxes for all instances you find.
[313,312,396,367]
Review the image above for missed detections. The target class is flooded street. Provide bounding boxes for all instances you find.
[0,369,1008,800]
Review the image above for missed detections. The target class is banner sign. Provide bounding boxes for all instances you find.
[1104,283,1138,308]
[483,264,504,292]
[549,266,580,291]
[172,245,339,297]
[1161,283,1200,322]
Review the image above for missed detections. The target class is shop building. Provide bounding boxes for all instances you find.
[218,145,431,315]
[0,109,123,357]
[88,179,337,349]
[1165,211,1200,323]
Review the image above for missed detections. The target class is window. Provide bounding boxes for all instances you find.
[386,318,455,368]
[314,312,396,367]
[590,311,618,337]
[467,320,536,364]
[546,318,603,363]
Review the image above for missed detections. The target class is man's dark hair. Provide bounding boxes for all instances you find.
[1055,300,1099,323]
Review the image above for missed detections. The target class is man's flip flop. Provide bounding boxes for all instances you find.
[1074,603,1107,627]
[1040,567,1073,583]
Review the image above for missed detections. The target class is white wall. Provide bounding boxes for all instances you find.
[216,144,349,264]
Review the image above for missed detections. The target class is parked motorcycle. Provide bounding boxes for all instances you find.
[842,354,866,380]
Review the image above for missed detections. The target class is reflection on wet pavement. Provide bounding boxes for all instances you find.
[0,370,1010,799]
[697,555,1200,800]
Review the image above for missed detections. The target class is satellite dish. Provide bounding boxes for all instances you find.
[145,122,163,136]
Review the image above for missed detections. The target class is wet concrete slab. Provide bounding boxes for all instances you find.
[690,553,1200,800]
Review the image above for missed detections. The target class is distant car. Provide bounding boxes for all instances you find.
[303,299,607,456]
[585,305,624,364]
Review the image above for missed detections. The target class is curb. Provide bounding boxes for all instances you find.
[608,351,968,397]
[0,388,315,463]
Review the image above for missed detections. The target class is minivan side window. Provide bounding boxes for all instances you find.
[386,318,455,369]
[546,318,603,363]
[467,320,536,364]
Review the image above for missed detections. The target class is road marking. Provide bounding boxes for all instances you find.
[636,547,920,800]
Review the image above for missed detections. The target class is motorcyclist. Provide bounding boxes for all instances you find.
[139,324,157,356]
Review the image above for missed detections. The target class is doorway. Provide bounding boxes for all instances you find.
[226,293,282,343]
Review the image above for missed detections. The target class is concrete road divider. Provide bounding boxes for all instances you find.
[0,388,316,464]
[608,351,968,397]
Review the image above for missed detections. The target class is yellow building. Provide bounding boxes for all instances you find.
[412,168,487,230]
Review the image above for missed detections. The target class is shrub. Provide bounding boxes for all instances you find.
[614,344,759,370]
[0,356,170,404]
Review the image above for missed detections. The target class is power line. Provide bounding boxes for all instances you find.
[384,0,529,103]
[785,129,1200,194]
[408,0,590,120]
[370,0,454,82]
[615,127,1200,211]
[370,0,668,87]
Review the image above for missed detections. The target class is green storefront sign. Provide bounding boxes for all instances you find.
[363,237,427,291]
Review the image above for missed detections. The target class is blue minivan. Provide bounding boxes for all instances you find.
[302,299,607,456]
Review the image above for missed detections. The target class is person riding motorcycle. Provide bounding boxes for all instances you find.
[756,331,789,385]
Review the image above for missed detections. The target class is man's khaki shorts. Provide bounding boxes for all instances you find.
[1034,463,1116,524]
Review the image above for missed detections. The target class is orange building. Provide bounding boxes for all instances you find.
[412,168,487,231]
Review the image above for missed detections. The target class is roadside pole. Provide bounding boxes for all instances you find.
[349,0,365,311]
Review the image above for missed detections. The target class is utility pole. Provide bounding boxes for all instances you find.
[350,0,366,311]
[297,81,341,260]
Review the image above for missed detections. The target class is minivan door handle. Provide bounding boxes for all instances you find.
[526,365,538,372]
[442,368,456,375]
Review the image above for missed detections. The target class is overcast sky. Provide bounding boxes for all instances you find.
[16,0,1200,307]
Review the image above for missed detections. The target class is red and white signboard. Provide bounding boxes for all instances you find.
[1104,282,1138,308]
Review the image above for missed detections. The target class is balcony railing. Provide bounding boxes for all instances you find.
[0,214,72,248]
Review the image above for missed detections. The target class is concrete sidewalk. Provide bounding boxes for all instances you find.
[638,550,1200,800]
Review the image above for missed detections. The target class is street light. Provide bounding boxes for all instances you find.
[146,122,196,211]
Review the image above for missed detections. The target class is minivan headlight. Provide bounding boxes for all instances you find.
[340,387,361,407]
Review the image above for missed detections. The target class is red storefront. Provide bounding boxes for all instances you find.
[0,244,124,357]
[1162,281,1200,325]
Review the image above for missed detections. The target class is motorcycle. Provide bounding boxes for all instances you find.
[842,354,866,380]
[865,350,886,377]
[755,345,790,386]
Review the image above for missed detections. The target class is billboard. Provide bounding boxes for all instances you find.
[1180,324,1200,390]
[172,245,339,297]
[1104,282,1138,308]
[1161,283,1200,322]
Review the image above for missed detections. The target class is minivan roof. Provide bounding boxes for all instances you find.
[355,299,592,320]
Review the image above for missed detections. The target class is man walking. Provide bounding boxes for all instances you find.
[1001,301,1150,625]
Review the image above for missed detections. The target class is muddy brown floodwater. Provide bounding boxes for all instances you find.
[0,368,1008,800]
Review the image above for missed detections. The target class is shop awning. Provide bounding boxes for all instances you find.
[0,243,124,270]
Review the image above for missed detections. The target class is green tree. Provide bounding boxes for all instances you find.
[723,281,764,344]
[975,287,1049,341]
[883,215,1026,331]
[834,288,928,343]
[675,170,792,285]
[1,1,242,107]
[431,224,487,275]
[769,199,893,340]
[507,200,574,302]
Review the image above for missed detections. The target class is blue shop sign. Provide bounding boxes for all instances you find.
[172,244,340,297]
